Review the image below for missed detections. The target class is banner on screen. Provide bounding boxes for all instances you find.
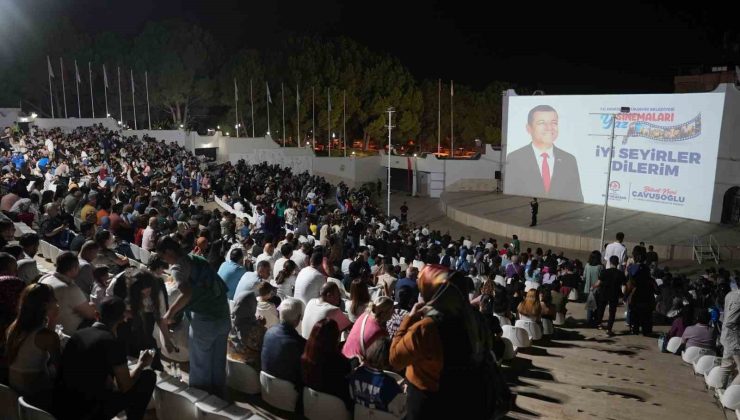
[503,92,725,221]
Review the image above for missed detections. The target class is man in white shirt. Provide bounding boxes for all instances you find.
[603,232,628,269]
[293,253,326,305]
[39,252,96,334]
[300,282,351,339]
[233,201,244,213]
[234,260,271,299]
[255,243,277,273]
[291,243,310,270]
[284,205,297,229]
[141,217,158,251]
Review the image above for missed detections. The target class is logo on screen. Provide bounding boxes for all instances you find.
[609,181,621,192]
[626,114,701,143]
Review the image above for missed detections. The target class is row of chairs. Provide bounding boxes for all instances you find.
[155,372,257,420]
[38,240,62,263]
[129,243,153,265]
[224,356,401,419]
[664,336,740,418]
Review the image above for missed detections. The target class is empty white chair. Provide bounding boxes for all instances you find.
[721,385,740,410]
[18,396,55,420]
[129,244,141,261]
[694,355,720,376]
[49,246,60,263]
[226,356,260,394]
[554,312,566,326]
[39,241,51,259]
[682,346,715,364]
[515,320,543,341]
[259,371,299,412]
[164,386,209,419]
[502,325,531,349]
[706,366,729,390]
[196,398,254,420]
[501,337,516,361]
[541,318,555,336]
[0,383,19,420]
[194,395,230,419]
[354,403,402,420]
[494,314,511,327]
[666,336,682,354]
[139,249,151,265]
[303,387,351,420]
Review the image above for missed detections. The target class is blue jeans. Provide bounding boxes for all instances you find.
[188,313,230,396]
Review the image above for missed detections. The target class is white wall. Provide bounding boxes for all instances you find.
[34,117,118,131]
[0,108,22,128]
[711,83,740,222]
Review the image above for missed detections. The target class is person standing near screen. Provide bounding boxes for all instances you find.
[530,198,539,227]
[505,105,583,203]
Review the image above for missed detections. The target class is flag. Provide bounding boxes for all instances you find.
[103,65,109,88]
[266,82,272,104]
[47,56,55,78]
[451,80,454,96]
[75,61,81,83]
[234,78,238,101]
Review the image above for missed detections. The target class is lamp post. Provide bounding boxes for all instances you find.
[598,106,631,249]
[386,107,395,217]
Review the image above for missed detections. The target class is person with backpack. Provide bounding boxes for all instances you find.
[157,236,230,396]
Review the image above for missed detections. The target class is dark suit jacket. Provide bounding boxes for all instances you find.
[261,322,307,387]
[504,143,584,203]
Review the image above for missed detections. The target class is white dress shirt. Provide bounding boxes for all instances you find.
[532,143,555,178]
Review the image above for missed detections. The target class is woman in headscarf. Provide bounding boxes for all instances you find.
[390,264,493,420]
[227,291,266,371]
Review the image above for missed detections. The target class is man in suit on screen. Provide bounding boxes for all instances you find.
[504,104,583,203]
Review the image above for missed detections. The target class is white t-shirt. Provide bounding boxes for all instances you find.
[291,249,308,270]
[255,252,277,273]
[40,273,87,334]
[341,258,353,276]
[301,298,351,339]
[294,266,326,305]
[604,241,628,267]
[141,226,157,251]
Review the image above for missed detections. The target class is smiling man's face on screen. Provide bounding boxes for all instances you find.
[527,110,559,150]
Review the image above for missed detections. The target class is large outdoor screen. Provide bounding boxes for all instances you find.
[503,92,725,221]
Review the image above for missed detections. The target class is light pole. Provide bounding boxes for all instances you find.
[387,107,395,217]
[598,106,630,249]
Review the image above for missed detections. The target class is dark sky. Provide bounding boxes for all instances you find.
[12,0,740,94]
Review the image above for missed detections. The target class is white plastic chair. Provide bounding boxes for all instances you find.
[129,244,141,261]
[666,336,682,354]
[706,366,729,390]
[196,397,254,420]
[694,355,720,376]
[39,241,51,259]
[567,289,579,301]
[541,318,555,336]
[226,356,261,394]
[303,387,351,420]
[682,346,715,364]
[502,325,531,349]
[554,312,566,326]
[494,314,511,327]
[162,385,209,419]
[721,385,740,410]
[259,371,299,412]
[49,246,60,263]
[154,376,188,415]
[17,396,55,420]
[354,403,402,420]
[0,383,19,420]
[194,395,230,419]
[515,320,543,341]
[139,249,152,265]
[501,337,516,361]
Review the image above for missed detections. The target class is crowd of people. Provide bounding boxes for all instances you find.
[0,123,738,419]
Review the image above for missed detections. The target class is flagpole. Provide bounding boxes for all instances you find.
[343,90,347,157]
[450,80,454,158]
[281,83,285,147]
[250,79,255,138]
[234,78,239,138]
[266,82,271,136]
[437,79,441,155]
[103,65,109,118]
[312,86,315,150]
[60,58,68,118]
[145,71,151,130]
[88,62,95,118]
[47,56,54,118]
[327,87,331,156]
[296,83,300,146]
[117,66,122,124]
[130,69,137,130]
[75,60,81,118]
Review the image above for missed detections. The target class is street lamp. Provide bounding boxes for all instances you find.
[386,107,395,217]
[598,106,631,249]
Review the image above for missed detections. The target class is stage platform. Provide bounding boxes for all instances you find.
[439,191,740,261]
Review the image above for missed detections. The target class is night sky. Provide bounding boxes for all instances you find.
[7,0,739,94]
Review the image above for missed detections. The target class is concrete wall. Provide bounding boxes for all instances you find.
[34,117,118,131]
[312,155,384,188]
[0,108,22,128]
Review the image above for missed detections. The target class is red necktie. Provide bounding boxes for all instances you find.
[541,152,551,193]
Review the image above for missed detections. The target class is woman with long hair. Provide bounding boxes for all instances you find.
[6,283,61,397]
[301,318,352,408]
[92,230,129,274]
[347,279,371,322]
[342,296,394,360]
[272,259,298,299]
[517,289,542,322]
